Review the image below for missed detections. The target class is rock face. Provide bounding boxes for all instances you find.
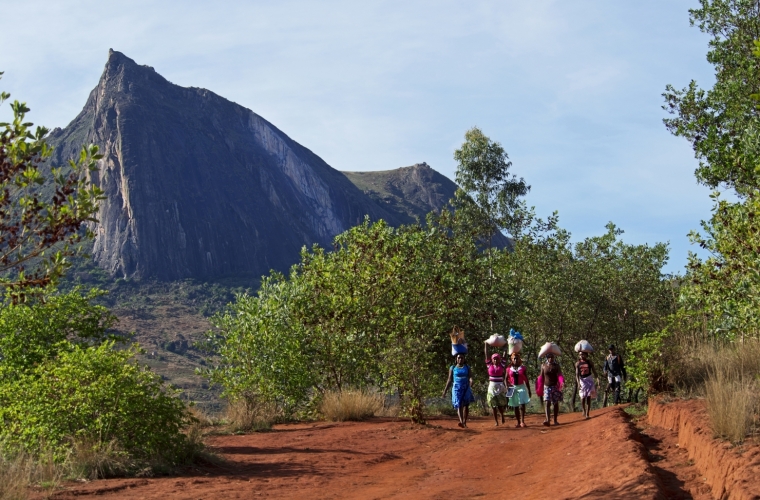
[48,51,457,281]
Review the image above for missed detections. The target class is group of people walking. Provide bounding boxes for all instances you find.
[442,340,627,428]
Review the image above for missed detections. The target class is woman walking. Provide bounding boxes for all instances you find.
[484,342,508,426]
[443,353,476,428]
[507,352,532,427]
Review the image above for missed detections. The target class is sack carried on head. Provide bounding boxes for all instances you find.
[538,342,561,358]
[485,334,507,347]
[508,329,524,354]
[574,340,594,353]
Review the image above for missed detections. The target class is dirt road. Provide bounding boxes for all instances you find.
[45,406,672,499]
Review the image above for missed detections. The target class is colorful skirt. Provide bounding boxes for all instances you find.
[487,381,508,408]
[579,376,597,398]
[543,385,563,403]
[509,383,531,407]
[452,380,476,408]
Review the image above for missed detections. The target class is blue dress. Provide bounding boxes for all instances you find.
[451,365,476,408]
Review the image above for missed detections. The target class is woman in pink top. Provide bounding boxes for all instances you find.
[484,342,508,426]
[508,352,532,427]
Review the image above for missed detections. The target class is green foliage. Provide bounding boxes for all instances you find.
[453,126,529,239]
[625,329,673,394]
[0,75,104,293]
[205,211,517,423]
[0,287,117,380]
[0,342,191,462]
[509,223,673,379]
[663,0,760,195]
[664,1,760,341]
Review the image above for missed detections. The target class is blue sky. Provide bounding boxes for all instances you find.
[1,1,716,273]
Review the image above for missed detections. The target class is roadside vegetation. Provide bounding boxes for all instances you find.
[0,75,204,496]
[626,0,760,444]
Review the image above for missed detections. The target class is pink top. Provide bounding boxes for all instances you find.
[486,360,507,381]
[507,365,528,386]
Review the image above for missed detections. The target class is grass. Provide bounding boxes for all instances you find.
[624,403,648,418]
[224,396,280,432]
[320,389,385,422]
[0,449,60,500]
[670,339,760,444]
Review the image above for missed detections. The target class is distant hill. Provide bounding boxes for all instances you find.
[343,163,457,224]
[48,50,422,281]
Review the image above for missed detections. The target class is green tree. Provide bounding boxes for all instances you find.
[0,75,104,293]
[453,127,530,241]
[205,212,518,423]
[663,0,760,195]
[664,0,760,340]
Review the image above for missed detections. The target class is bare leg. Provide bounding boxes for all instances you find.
[520,404,527,426]
[498,406,506,424]
[553,401,559,424]
[543,400,551,426]
[457,406,465,427]
[492,407,499,426]
[463,405,469,427]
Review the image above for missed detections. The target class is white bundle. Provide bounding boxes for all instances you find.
[538,342,561,358]
[574,340,594,353]
[485,334,507,347]
[508,336,523,354]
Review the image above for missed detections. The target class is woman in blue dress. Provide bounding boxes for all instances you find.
[442,353,476,428]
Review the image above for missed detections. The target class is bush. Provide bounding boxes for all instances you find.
[320,389,384,422]
[224,393,280,432]
[0,342,192,464]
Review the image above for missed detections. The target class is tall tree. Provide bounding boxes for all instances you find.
[663,0,760,195]
[664,0,760,339]
[453,127,530,240]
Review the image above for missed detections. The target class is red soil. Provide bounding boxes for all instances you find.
[45,406,660,500]
[648,397,760,500]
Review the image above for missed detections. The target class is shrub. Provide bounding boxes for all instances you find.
[224,393,280,432]
[320,389,384,422]
[0,342,192,464]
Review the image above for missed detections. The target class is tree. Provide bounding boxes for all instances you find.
[453,127,530,240]
[663,0,760,195]
[0,75,104,293]
[664,0,760,340]
[205,212,519,423]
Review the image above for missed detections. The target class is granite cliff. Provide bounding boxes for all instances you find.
[49,50,451,281]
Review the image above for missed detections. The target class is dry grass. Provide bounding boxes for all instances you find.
[225,395,280,432]
[0,448,61,500]
[66,438,132,480]
[320,389,384,422]
[705,372,756,444]
[673,339,760,444]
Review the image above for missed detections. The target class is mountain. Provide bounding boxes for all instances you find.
[343,163,457,224]
[48,50,432,281]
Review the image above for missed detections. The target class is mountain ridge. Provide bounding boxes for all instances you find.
[49,50,436,281]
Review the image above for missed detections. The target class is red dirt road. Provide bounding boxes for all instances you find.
[48,407,661,499]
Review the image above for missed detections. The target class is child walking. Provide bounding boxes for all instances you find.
[443,353,475,428]
[507,352,532,427]
[575,351,598,419]
[540,352,563,426]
